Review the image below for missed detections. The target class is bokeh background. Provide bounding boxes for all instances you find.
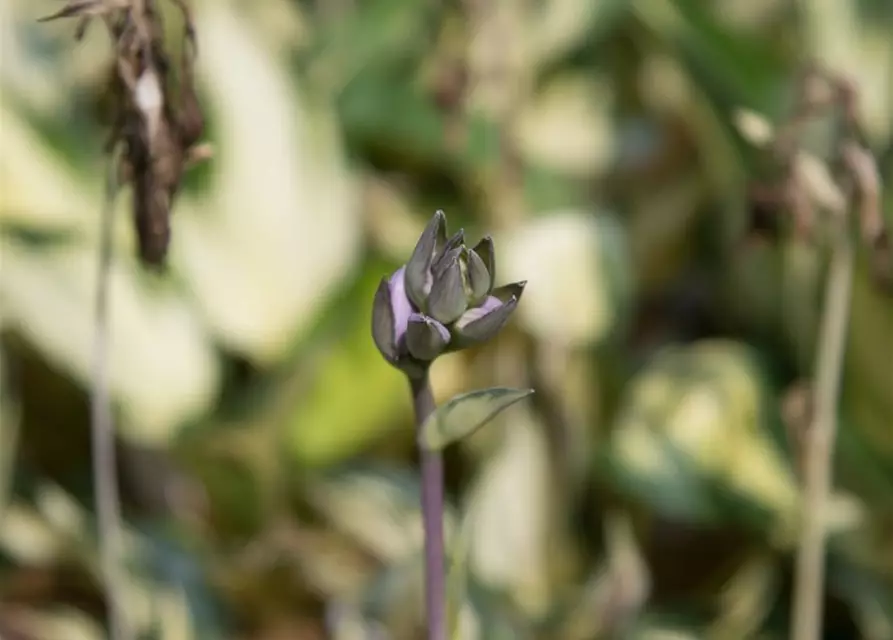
[1,0,892,638]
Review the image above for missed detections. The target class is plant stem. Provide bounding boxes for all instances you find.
[790,224,854,640]
[409,369,446,640]
[91,159,131,640]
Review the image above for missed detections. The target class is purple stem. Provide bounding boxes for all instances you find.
[409,369,446,640]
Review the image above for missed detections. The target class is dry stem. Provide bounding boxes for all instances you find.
[91,159,132,640]
[789,216,854,640]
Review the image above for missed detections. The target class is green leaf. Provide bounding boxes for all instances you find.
[418,388,535,451]
[602,340,799,533]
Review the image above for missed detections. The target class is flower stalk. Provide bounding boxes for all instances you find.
[372,209,525,639]
[790,220,854,640]
[410,369,447,640]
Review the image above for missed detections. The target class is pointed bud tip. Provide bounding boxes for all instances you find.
[508,281,527,300]
[373,275,392,301]
[427,210,447,235]
[491,281,527,302]
[430,209,447,227]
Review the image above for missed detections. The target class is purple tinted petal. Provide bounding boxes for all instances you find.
[455,282,525,331]
[405,211,447,309]
[472,236,495,286]
[452,294,519,347]
[466,247,491,304]
[388,265,413,344]
[432,246,462,281]
[454,295,500,328]
[436,229,466,264]
[406,313,451,361]
[427,253,468,324]
[372,277,397,361]
[411,313,450,343]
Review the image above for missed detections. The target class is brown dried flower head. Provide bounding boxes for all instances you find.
[741,63,891,290]
[40,0,212,269]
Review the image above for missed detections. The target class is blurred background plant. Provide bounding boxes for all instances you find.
[1,0,892,638]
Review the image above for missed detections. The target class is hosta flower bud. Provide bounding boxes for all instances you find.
[405,210,447,310]
[452,281,526,348]
[372,210,525,372]
[372,266,414,366]
[406,313,451,361]
[427,249,468,324]
[465,238,493,305]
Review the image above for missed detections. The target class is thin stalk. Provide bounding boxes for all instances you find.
[0,350,21,517]
[409,369,446,640]
[790,223,854,640]
[91,158,132,640]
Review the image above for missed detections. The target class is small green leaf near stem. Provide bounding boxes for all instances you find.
[419,387,535,451]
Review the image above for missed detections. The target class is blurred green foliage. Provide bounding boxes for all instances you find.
[1,0,892,638]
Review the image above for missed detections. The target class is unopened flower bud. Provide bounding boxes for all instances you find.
[465,241,493,305]
[452,281,526,348]
[372,266,414,366]
[406,313,451,361]
[428,250,469,324]
[405,210,447,310]
[372,210,525,372]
